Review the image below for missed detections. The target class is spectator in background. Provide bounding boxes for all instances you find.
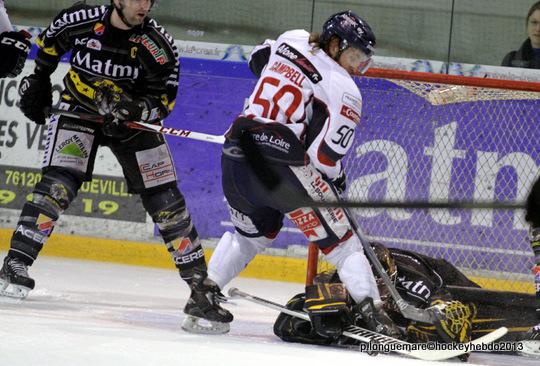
[502,1,540,69]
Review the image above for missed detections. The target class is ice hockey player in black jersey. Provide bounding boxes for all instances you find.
[0,0,232,332]
[0,0,31,78]
[273,242,540,359]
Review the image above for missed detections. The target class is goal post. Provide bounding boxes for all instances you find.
[307,68,540,294]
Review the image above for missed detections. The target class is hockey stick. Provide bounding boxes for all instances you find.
[48,108,226,144]
[339,204,444,324]
[47,106,523,211]
[228,287,508,361]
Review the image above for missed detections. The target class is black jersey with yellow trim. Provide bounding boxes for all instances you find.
[35,3,179,121]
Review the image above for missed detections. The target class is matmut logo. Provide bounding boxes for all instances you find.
[340,104,361,124]
[72,51,139,79]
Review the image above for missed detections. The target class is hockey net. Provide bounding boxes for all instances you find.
[307,69,540,294]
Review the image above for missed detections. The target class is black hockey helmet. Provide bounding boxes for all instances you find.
[320,10,376,58]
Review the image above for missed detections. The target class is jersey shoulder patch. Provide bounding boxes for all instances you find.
[45,4,107,38]
[144,18,176,48]
[275,42,322,84]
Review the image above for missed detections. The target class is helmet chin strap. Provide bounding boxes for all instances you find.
[113,0,137,28]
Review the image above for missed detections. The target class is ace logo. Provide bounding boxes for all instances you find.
[75,37,88,46]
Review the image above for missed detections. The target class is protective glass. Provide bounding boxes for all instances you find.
[348,47,373,74]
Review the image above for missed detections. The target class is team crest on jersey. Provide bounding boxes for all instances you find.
[93,22,105,36]
[87,39,101,51]
[275,43,322,84]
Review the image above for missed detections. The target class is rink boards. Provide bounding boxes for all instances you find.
[0,39,539,292]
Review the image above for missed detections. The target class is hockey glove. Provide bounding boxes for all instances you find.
[526,177,540,228]
[332,169,347,195]
[0,30,31,78]
[304,283,352,339]
[111,100,144,122]
[19,73,53,125]
[101,101,145,138]
[430,299,473,344]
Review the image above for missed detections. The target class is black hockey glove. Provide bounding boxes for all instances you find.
[332,169,347,195]
[19,73,53,125]
[304,283,352,339]
[111,100,145,122]
[101,101,144,138]
[0,30,31,78]
[526,177,540,228]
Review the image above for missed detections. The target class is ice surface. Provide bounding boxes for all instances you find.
[0,254,536,366]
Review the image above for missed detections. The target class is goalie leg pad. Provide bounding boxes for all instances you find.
[305,283,352,339]
[274,293,333,345]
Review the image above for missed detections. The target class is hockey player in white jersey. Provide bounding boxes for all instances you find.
[182,11,400,338]
[0,1,31,78]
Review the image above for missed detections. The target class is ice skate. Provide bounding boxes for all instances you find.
[518,324,540,358]
[0,257,35,299]
[182,273,233,334]
[353,297,402,338]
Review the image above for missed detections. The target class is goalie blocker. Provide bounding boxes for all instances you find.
[274,242,540,359]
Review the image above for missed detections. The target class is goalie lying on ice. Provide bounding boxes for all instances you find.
[273,242,540,359]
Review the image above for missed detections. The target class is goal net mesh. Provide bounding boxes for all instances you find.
[313,71,540,294]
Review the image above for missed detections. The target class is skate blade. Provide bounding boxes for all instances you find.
[518,340,540,359]
[181,315,230,334]
[0,279,30,299]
